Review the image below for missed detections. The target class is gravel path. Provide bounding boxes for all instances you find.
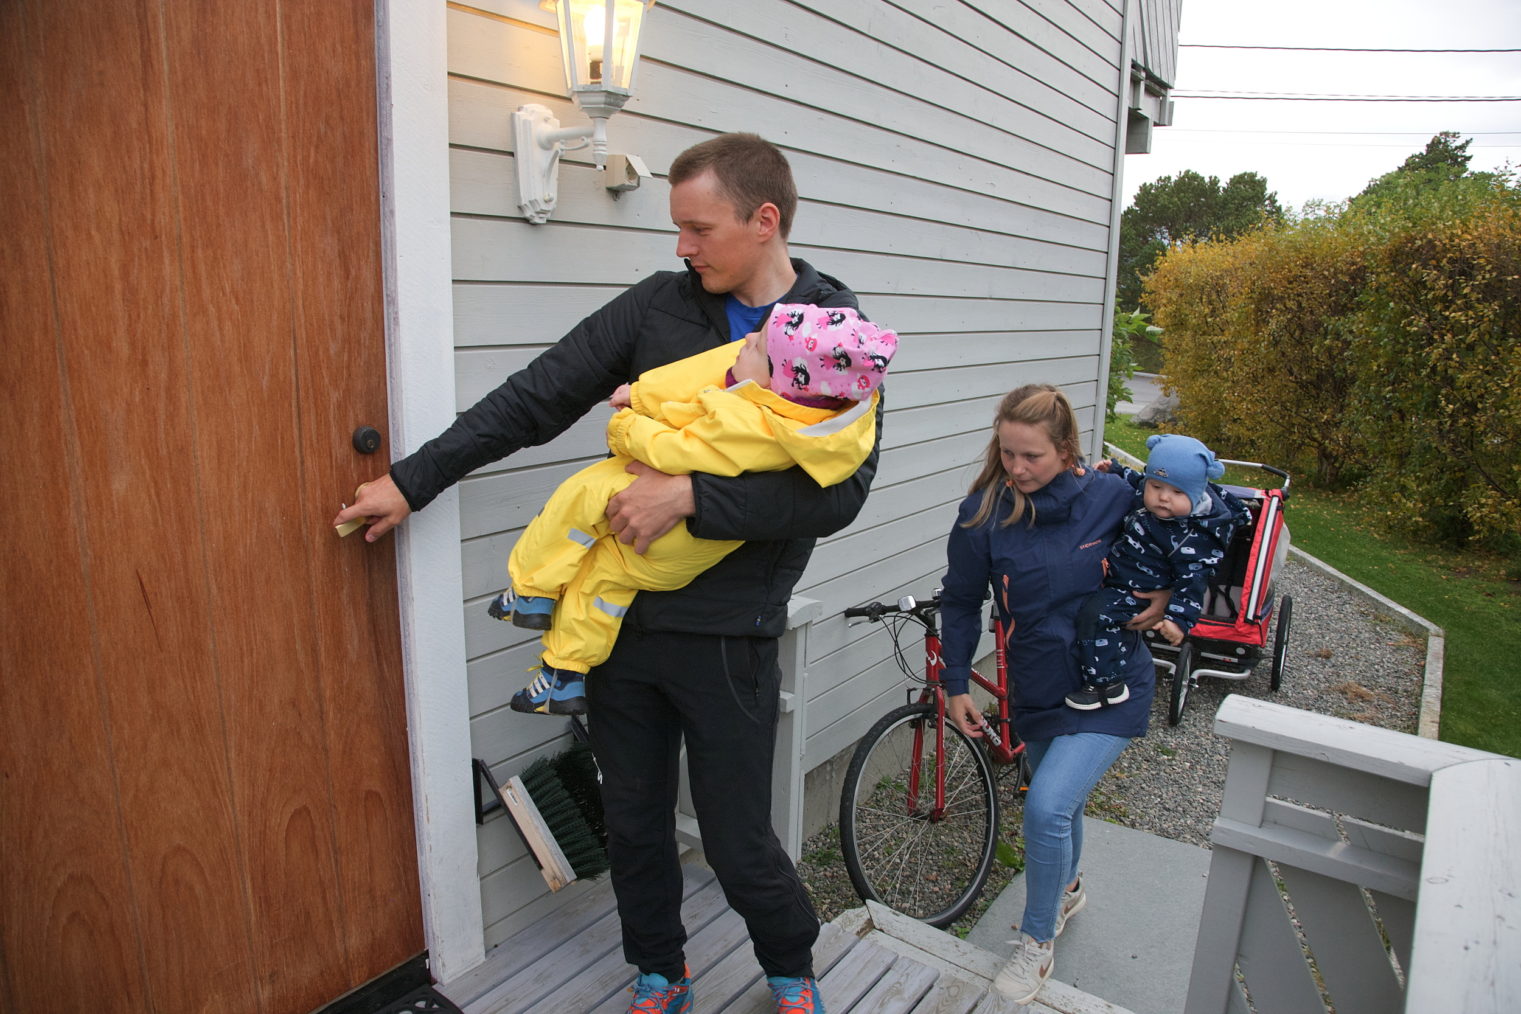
[797,555,1429,929]
[1086,555,1426,845]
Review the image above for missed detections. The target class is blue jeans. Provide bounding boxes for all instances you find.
[1019,732,1132,941]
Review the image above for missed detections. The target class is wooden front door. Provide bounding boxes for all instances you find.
[0,3,424,1012]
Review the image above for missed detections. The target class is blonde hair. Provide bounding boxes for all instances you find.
[963,384,1082,528]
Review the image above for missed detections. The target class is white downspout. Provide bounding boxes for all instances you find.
[1094,0,1137,461]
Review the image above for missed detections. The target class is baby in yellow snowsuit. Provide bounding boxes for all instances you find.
[492,303,898,716]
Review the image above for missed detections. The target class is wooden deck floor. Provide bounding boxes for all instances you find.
[438,859,1131,1014]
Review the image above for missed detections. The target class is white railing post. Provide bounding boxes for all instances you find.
[773,596,821,860]
[1184,740,1274,1013]
[1404,757,1521,1012]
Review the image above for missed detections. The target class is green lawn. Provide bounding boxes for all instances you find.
[1102,417,1521,759]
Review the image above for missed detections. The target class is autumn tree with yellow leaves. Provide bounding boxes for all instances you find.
[1144,164,1520,551]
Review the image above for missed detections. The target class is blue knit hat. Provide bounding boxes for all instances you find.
[1143,434,1225,511]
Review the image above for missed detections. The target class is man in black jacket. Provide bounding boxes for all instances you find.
[335,133,876,1014]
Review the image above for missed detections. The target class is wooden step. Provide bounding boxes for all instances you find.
[439,864,1134,1013]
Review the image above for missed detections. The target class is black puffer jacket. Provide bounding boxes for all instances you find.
[391,259,881,638]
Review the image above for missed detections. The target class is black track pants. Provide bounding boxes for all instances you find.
[586,627,820,980]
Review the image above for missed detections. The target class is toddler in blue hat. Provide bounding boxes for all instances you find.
[1069,434,1252,710]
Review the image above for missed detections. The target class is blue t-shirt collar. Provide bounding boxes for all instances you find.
[725,294,775,343]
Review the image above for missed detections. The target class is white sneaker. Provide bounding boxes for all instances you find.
[1054,877,1087,937]
[993,932,1053,1004]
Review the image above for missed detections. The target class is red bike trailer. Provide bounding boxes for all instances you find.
[1144,460,1292,725]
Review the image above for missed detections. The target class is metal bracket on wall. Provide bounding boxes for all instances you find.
[472,758,504,826]
[471,753,579,892]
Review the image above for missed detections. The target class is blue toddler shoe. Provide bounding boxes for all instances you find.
[486,590,554,630]
[509,662,587,716]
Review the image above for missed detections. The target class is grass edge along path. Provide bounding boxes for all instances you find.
[1102,418,1520,759]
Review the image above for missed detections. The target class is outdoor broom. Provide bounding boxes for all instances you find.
[475,719,607,891]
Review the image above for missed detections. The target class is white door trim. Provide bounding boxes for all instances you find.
[376,0,486,983]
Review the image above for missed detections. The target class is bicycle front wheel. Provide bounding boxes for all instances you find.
[838,702,1000,927]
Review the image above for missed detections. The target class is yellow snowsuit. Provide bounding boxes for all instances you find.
[507,341,880,674]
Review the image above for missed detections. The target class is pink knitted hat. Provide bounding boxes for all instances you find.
[764,304,898,403]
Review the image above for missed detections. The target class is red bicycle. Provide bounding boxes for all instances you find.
[837,592,1027,927]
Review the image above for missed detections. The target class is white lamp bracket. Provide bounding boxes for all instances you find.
[516,1,656,223]
[513,103,601,224]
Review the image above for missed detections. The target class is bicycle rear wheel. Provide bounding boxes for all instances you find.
[838,702,1000,927]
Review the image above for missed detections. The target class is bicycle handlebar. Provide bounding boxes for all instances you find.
[1217,458,1292,499]
[843,593,942,622]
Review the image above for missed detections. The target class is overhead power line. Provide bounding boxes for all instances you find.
[1150,136,1521,150]
[1181,44,1521,53]
[1174,90,1521,102]
[1162,128,1521,137]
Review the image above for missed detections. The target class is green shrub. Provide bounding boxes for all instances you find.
[1142,172,1521,552]
[1106,310,1154,421]
[1145,216,1366,487]
[1345,175,1521,547]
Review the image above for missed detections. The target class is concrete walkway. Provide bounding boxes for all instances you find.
[965,818,1211,1014]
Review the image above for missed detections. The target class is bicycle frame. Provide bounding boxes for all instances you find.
[908,612,1022,820]
[839,592,1022,925]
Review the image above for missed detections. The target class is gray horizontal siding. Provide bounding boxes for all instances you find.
[1131,0,1182,88]
[445,0,1134,946]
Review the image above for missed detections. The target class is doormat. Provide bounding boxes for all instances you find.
[371,985,465,1014]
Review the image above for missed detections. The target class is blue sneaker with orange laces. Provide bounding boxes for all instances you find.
[627,965,692,1013]
[767,975,825,1014]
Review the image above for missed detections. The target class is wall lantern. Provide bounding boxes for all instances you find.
[513,0,656,224]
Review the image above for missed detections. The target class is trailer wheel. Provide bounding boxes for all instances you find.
[1169,642,1196,726]
[1271,595,1293,692]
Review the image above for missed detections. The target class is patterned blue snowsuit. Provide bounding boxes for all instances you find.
[1077,463,1250,686]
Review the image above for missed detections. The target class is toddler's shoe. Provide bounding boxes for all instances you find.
[766,974,825,1014]
[486,590,554,630]
[627,965,692,1013]
[1065,680,1130,710]
[509,662,587,716]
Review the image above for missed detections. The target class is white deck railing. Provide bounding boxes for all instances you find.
[1187,695,1520,1014]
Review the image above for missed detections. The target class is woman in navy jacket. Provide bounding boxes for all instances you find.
[940,384,1166,1004]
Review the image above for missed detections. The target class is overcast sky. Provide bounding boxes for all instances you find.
[1122,0,1521,212]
